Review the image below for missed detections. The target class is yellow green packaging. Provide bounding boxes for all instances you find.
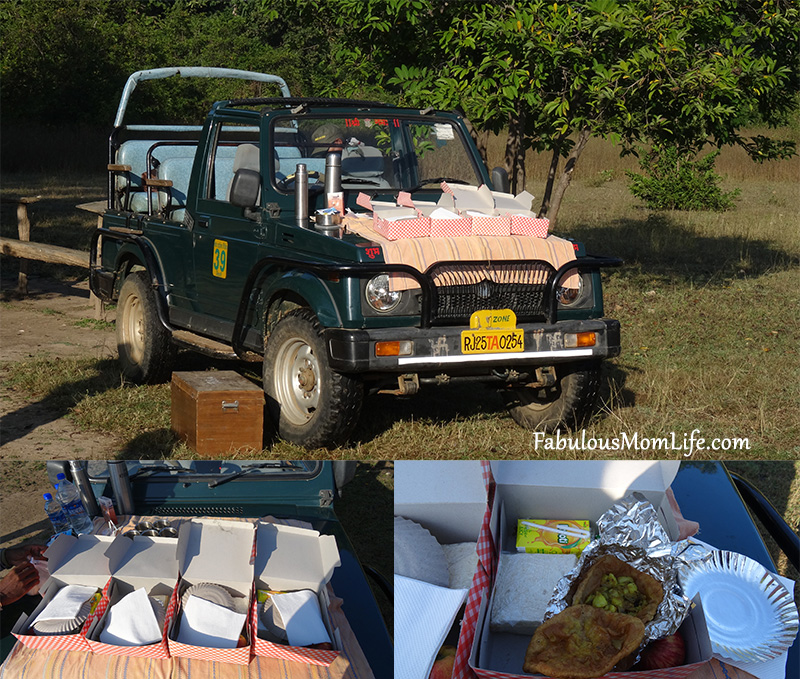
[516,519,591,554]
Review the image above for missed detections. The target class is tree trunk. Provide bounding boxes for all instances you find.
[463,117,489,165]
[504,109,526,193]
[538,142,564,218]
[547,127,591,227]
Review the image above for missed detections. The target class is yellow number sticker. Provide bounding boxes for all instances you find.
[212,239,228,279]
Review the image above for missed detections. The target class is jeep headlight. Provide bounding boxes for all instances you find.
[366,274,402,312]
[557,274,587,307]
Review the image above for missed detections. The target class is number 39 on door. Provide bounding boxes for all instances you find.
[213,239,228,279]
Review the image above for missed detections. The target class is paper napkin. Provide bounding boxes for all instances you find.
[270,590,331,647]
[395,574,468,679]
[176,594,246,649]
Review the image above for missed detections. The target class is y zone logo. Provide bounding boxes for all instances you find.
[364,247,381,260]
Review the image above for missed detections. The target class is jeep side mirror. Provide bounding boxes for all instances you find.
[230,168,261,209]
[491,166,510,193]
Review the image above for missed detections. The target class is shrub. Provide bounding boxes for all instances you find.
[626,145,740,211]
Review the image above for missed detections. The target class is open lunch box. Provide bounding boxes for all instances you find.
[394,461,799,679]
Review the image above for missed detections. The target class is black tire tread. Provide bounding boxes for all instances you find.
[116,271,175,384]
[263,308,363,449]
[502,361,602,433]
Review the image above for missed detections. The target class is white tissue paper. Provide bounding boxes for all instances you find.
[176,594,247,649]
[34,584,97,623]
[270,590,331,647]
[99,588,163,646]
[429,208,461,220]
[395,574,468,679]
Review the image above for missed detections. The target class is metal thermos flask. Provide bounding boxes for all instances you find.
[295,163,309,228]
[69,460,100,517]
[324,152,343,213]
[107,460,135,516]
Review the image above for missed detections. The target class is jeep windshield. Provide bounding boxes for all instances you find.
[271,114,483,192]
[84,460,321,483]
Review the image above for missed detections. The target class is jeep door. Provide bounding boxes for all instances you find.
[190,119,266,335]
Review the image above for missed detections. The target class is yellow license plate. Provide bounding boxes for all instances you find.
[461,309,524,354]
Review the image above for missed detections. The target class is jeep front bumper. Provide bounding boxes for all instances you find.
[324,318,620,374]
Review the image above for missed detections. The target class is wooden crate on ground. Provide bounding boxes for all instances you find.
[171,371,264,456]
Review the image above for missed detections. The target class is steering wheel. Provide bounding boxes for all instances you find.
[406,176,470,193]
[277,170,321,190]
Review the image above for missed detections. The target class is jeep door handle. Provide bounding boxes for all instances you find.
[197,219,209,229]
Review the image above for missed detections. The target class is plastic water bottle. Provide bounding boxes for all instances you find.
[55,473,93,534]
[43,493,70,534]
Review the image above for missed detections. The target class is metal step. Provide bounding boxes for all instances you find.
[171,330,239,359]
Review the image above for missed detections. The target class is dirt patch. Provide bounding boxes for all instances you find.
[0,275,122,459]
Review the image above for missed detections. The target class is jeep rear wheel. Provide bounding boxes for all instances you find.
[116,271,175,384]
[263,308,363,449]
[501,361,602,432]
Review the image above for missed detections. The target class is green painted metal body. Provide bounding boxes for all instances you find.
[91,89,621,378]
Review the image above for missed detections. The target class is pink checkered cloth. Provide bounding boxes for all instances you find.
[344,215,579,291]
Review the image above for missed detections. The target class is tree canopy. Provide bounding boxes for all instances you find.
[2,0,797,220]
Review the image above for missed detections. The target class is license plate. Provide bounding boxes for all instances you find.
[461,309,524,354]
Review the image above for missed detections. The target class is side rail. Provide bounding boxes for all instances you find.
[729,471,800,571]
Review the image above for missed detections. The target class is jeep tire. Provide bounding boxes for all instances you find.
[116,270,176,384]
[501,360,602,432]
[263,308,363,449]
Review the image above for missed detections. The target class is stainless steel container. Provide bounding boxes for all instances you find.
[135,520,154,532]
[107,461,135,516]
[324,152,342,200]
[69,460,101,517]
[159,527,178,538]
[295,163,310,228]
[315,209,342,238]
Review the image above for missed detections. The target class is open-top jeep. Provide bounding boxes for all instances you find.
[90,67,621,449]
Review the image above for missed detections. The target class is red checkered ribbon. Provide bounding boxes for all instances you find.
[452,461,496,679]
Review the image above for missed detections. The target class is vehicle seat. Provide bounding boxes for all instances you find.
[226,143,261,202]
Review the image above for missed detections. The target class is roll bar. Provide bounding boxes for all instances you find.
[113,67,291,128]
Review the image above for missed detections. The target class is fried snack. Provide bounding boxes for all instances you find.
[573,555,663,623]
[523,605,645,678]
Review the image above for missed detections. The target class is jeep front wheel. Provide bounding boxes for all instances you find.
[116,271,176,383]
[263,308,363,449]
[501,361,602,432]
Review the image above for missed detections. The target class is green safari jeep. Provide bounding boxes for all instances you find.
[90,68,621,449]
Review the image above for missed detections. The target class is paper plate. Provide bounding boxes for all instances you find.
[394,516,450,588]
[679,550,799,662]
[182,583,235,612]
[31,599,93,636]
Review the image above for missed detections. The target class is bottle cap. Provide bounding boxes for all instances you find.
[56,473,66,480]
[44,493,53,501]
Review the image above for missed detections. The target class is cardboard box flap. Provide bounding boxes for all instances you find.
[44,534,124,586]
[177,519,254,591]
[395,460,487,544]
[255,522,340,591]
[492,190,535,213]
[446,184,495,213]
[489,461,680,526]
[110,535,179,590]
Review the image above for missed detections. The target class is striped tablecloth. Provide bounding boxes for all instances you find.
[0,516,375,679]
[344,215,580,291]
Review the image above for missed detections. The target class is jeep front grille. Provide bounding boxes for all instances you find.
[427,261,555,324]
